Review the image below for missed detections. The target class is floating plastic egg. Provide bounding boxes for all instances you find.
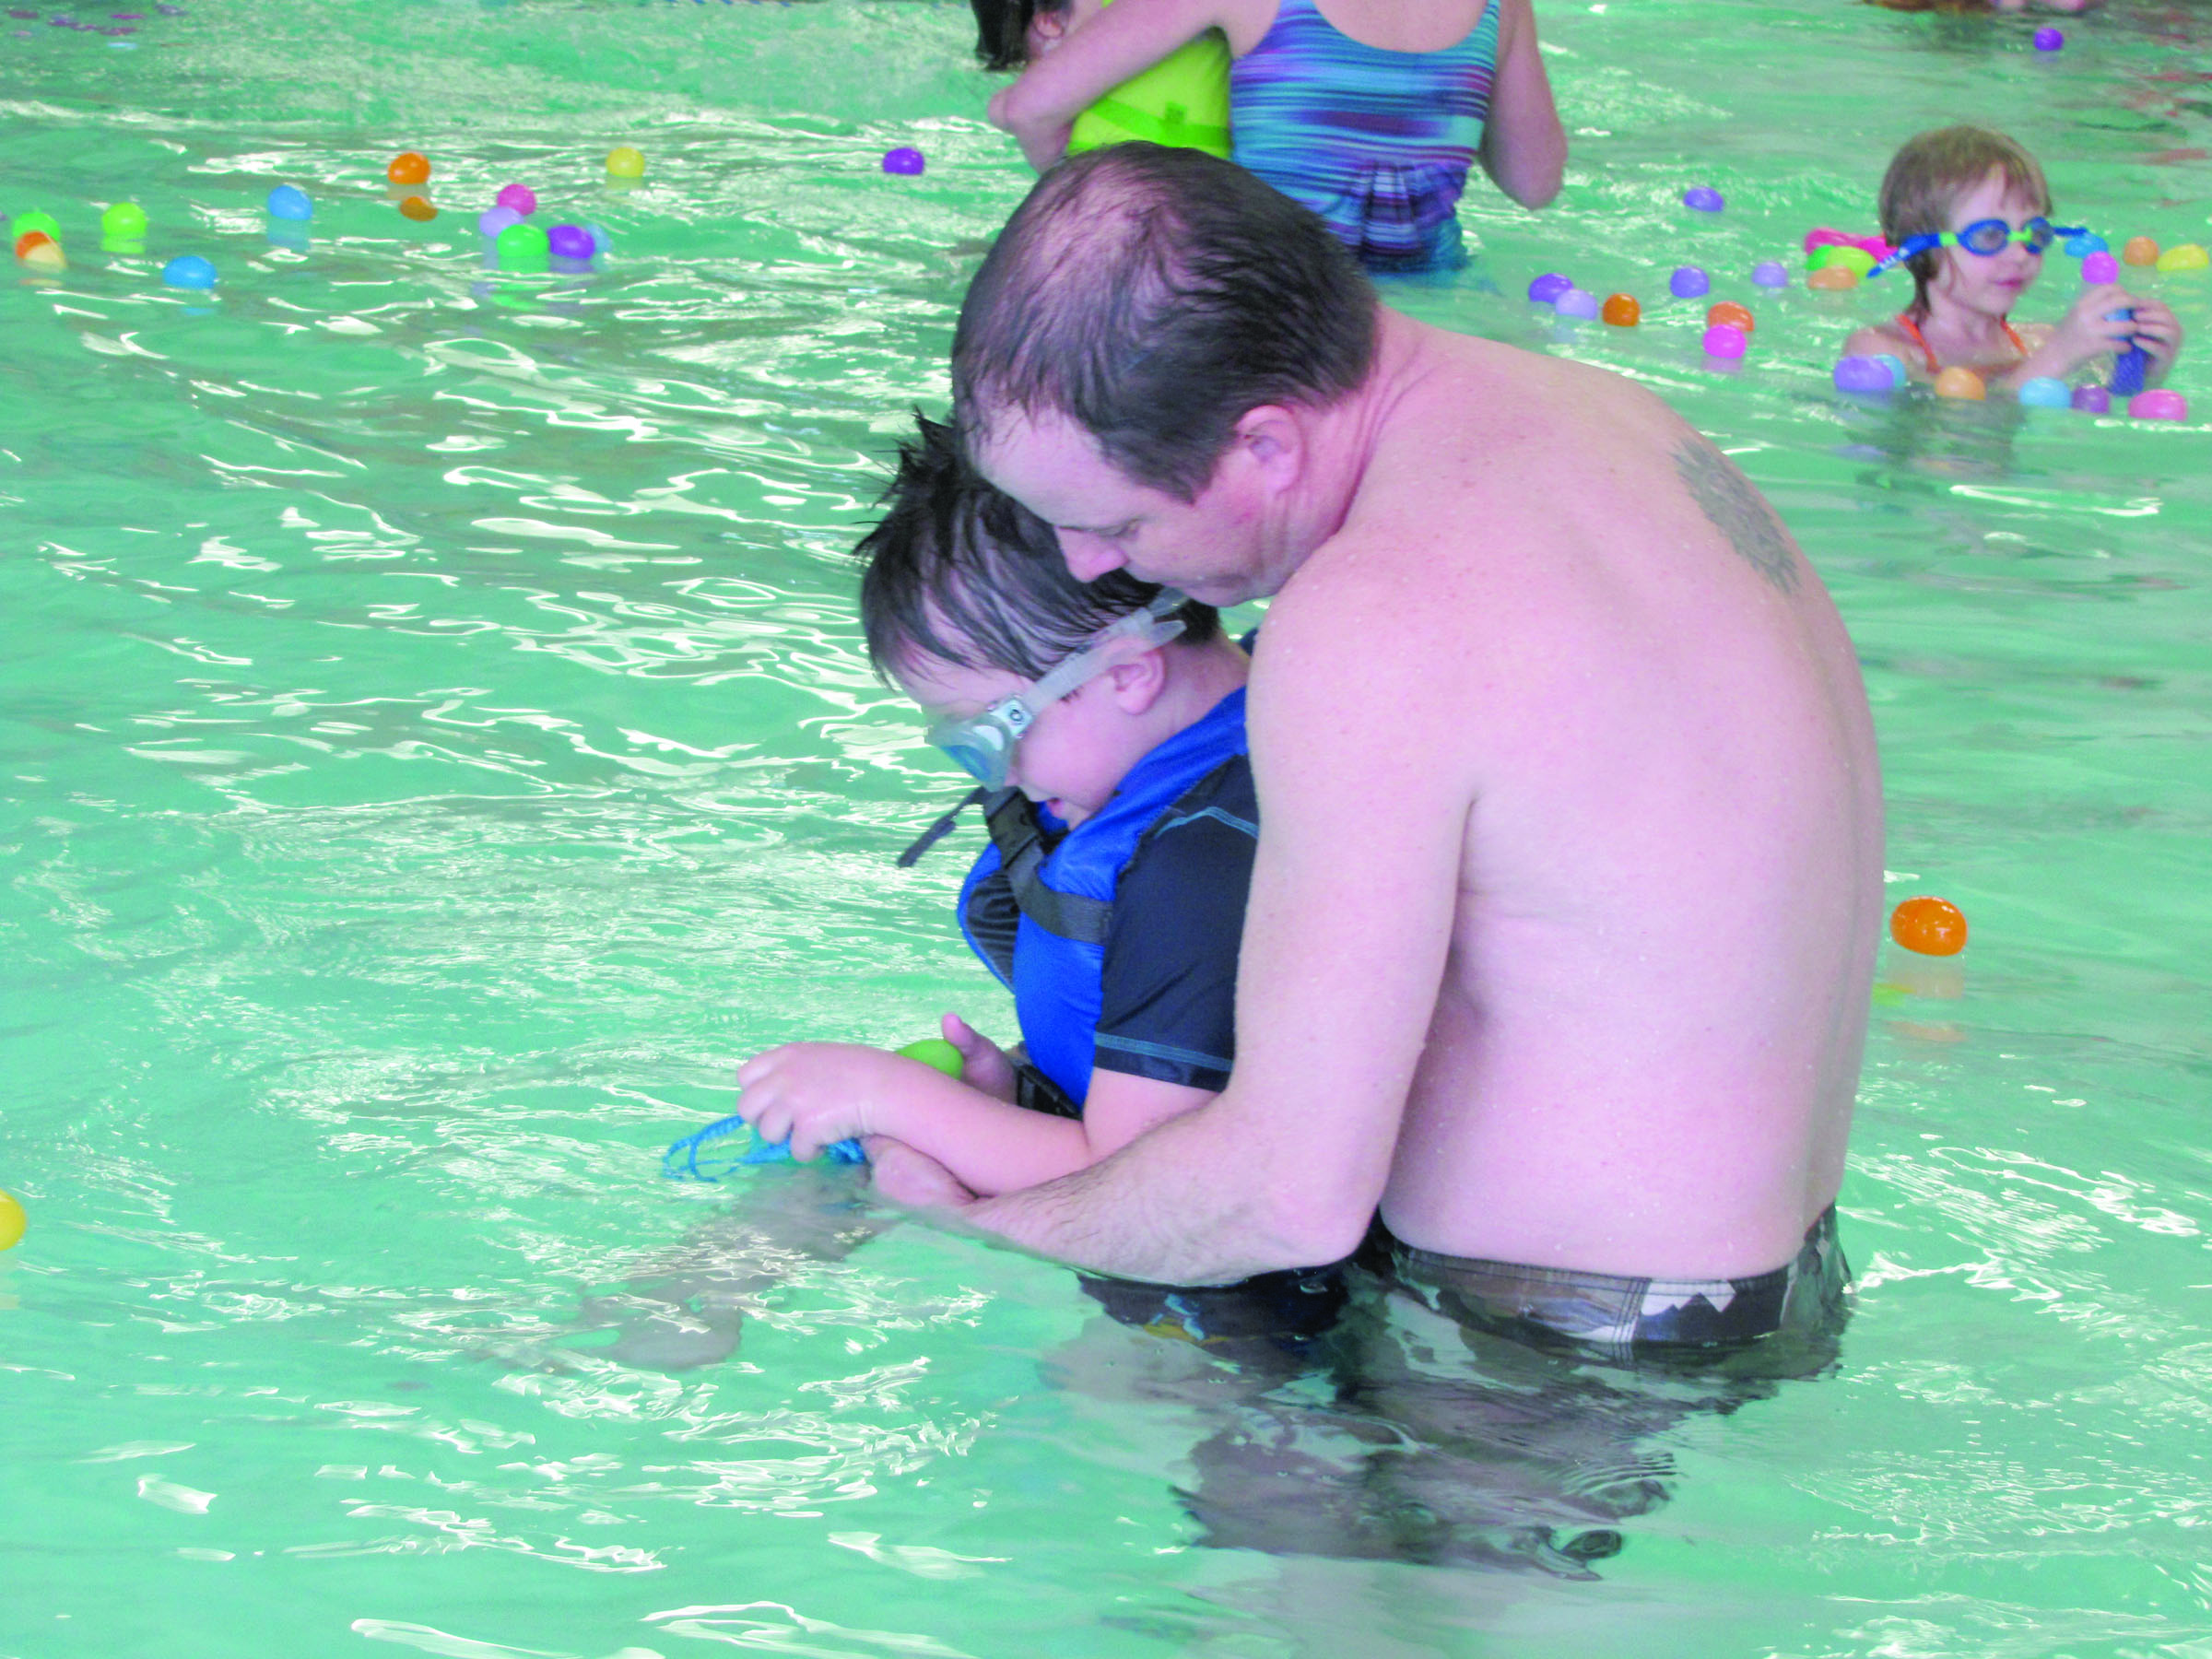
[882,147,925,176]
[1807,265,1858,291]
[1833,356,1893,394]
[1701,324,1747,359]
[1751,261,1789,288]
[2018,377,2072,407]
[495,219,550,272]
[1553,287,1601,319]
[387,151,430,186]
[1526,272,1572,304]
[161,253,216,288]
[1890,896,1967,956]
[606,146,646,179]
[1933,366,1986,401]
[2155,241,2208,273]
[100,201,147,239]
[2129,389,2188,420]
[477,206,522,238]
[265,184,312,221]
[2122,236,2159,266]
[547,223,593,260]
[1706,300,1755,334]
[2081,250,2119,285]
[495,183,536,217]
[1683,185,1724,213]
[1668,265,1709,298]
[2032,25,2063,49]
[2071,384,2111,414]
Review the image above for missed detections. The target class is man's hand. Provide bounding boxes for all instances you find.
[864,1137,980,1211]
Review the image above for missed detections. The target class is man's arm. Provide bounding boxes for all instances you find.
[954,573,1474,1282]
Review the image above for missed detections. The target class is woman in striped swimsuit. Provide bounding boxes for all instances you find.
[986,0,1565,274]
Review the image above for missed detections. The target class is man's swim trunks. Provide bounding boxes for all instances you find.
[1377,1207,1849,1364]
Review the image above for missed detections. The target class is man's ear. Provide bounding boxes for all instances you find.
[1230,405,1305,496]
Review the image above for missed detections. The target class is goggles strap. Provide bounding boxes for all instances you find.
[896,785,991,867]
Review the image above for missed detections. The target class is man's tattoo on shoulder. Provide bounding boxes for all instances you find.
[1672,438,1800,594]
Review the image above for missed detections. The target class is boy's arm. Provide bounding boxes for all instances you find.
[988,0,1227,167]
[736,1043,1086,1194]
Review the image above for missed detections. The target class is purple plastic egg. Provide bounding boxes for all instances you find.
[1833,356,1892,394]
[1526,271,1572,304]
[882,147,925,176]
[477,206,523,238]
[1684,185,1725,214]
[1702,324,1747,359]
[1553,287,1601,320]
[547,223,593,260]
[494,183,536,217]
[2081,251,2119,285]
[2128,389,2187,421]
[1752,260,1790,288]
[2033,25,2063,49]
[1668,265,1710,299]
[2070,385,2111,414]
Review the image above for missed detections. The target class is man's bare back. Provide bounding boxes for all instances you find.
[911,143,1881,1300]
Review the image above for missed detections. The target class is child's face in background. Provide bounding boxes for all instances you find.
[897,649,1155,827]
[1930,167,2048,320]
[1024,0,1106,61]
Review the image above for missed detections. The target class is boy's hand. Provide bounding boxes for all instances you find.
[942,1013,1018,1101]
[735,1043,919,1161]
[2126,298,2184,382]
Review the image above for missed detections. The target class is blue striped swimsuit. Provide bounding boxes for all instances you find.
[1230,0,1499,273]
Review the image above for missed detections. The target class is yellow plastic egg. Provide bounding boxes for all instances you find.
[0,1189,26,1252]
[2155,241,2208,273]
[606,147,646,180]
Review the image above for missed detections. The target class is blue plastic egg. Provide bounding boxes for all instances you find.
[478,206,523,238]
[1751,260,1790,288]
[1873,354,1909,389]
[161,254,217,289]
[2018,376,2072,408]
[1668,265,1710,299]
[1553,287,1602,320]
[265,184,312,221]
[1683,185,1725,214]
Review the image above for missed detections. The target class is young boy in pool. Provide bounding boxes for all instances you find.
[733,415,1260,1200]
[1843,125,2183,390]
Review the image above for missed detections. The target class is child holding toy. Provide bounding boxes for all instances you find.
[1843,125,2183,390]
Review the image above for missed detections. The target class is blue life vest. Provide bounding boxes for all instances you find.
[959,689,1249,1110]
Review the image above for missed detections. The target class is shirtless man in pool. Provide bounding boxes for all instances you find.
[866,144,1884,1354]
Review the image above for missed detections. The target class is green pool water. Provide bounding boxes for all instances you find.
[5,0,2211,1652]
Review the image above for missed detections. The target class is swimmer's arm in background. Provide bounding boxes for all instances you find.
[989,0,1229,170]
[1475,0,1565,209]
[735,1041,1209,1196]
[1841,322,1924,379]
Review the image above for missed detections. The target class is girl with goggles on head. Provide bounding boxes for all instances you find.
[1841,125,2183,393]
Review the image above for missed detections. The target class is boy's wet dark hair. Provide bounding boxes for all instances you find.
[855,413,1218,682]
[1879,125,2053,322]
[969,0,1067,72]
[953,143,1378,502]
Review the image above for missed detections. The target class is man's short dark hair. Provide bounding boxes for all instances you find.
[855,414,1218,681]
[952,143,1378,501]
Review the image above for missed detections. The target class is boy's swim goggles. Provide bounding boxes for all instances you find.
[1870,217,2085,276]
[924,591,1188,790]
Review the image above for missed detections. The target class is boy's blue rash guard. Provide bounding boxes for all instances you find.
[958,688,1257,1110]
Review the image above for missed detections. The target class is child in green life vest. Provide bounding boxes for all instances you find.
[970,0,1230,164]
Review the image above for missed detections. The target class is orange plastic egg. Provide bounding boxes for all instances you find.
[398,195,438,222]
[1933,366,1986,401]
[1806,264,1858,291]
[2121,235,2159,266]
[1706,300,1755,334]
[387,151,431,186]
[1601,293,1641,326]
[1890,896,1968,956]
[14,229,57,261]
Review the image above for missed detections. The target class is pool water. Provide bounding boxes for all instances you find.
[5,0,2211,1652]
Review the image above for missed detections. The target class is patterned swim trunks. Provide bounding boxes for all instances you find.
[1379,1207,1850,1366]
